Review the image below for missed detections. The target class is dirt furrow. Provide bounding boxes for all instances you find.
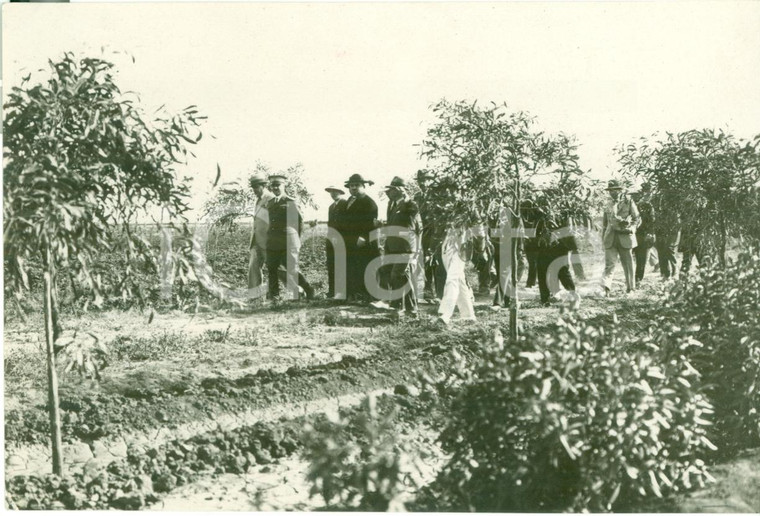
[6,387,393,479]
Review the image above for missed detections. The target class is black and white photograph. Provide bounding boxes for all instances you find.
[3,1,760,511]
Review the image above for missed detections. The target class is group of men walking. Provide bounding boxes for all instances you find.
[245,171,697,321]
[326,174,423,316]
[601,178,697,294]
[247,172,422,316]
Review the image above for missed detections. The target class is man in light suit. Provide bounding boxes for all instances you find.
[248,174,274,292]
[602,179,641,295]
[265,174,314,301]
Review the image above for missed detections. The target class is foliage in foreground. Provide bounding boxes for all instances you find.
[301,396,409,511]
[426,315,716,512]
[662,248,760,451]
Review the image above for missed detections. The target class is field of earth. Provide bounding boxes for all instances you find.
[4,224,759,511]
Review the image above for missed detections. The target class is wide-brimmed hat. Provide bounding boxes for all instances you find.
[249,174,268,187]
[384,176,407,190]
[325,185,345,195]
[269,174,287,185]
[344,173,374,187]
[606,179,625,191]
[416,170,434,182]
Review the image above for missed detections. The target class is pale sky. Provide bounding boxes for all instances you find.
[3,1,760,220]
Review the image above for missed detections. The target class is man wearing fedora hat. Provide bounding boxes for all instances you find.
[325,185,347,299]
[265,174,315,301]
[342,173,379,302]
[602,179,641,294]
[377,176,421,316]
[248,173,274,293]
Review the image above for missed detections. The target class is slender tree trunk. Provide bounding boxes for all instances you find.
[43,247,64,475]
[509,175,521,341]
[719,214,727,268]
[51,272,62,342]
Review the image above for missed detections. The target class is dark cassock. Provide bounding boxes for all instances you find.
[342,174,379,301]
[325,186,348,298]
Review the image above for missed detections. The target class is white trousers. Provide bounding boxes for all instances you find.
[438,231,476,323]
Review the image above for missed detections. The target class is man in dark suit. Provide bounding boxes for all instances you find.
[414,170,446,302]
[381,176,420,316]
[325,185,347,299]
[342,174,379,302]
[490,206,528,310]
[534,211,580,307]
[679,221,705,275]
[265,174,314,301]
[654,198,681,280]
[633,182,657,286]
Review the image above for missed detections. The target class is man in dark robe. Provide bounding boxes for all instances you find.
[325,185,347,299]
[342,173,379,302]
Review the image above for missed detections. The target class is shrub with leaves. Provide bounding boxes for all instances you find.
[429,315,716,512]
[3,51,203,474]
[3,52,203,308]
[302,396,409,511]
[418,99,585,231]
[54,331,109,379]
[617,130,760,265]
[661,248,760,451]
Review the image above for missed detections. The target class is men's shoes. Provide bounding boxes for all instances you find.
[370,300,393,310]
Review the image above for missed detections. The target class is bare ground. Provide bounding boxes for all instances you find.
[5,263,759,511]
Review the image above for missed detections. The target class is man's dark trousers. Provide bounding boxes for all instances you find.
[634,243,653,284]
